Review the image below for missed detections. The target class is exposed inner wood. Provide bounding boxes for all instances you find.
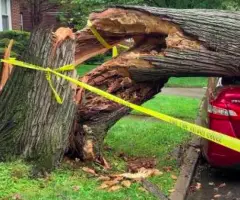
[0,40,14,93]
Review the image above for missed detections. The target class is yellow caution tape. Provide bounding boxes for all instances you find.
[2,58,75,104]
[87,20,112,49]
[2,58,240,153]
[112,46,118,58]
[45,71,63,104]
[87,20,129,57]
[117,44,130,49]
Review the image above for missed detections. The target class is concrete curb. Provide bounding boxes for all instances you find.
[169,136,201,200]
[170,95,205,200]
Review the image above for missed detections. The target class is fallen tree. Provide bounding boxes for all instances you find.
[68,6,240,165]
[1,6,240,171]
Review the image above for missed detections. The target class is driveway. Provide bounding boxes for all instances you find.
[187,162,240,200]
[161,87,205,99]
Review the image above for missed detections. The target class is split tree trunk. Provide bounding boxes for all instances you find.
[68,6,240,163]
[0,28,76,173]
[75,6,240,77]
[67,63,168,163]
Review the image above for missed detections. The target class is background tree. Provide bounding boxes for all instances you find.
[58,0,239,30]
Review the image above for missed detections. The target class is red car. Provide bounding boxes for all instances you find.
[201,77,240,168]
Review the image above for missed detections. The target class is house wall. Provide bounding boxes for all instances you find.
[11,0,21,30]
[20,6,32,31]
[21,6,60,32]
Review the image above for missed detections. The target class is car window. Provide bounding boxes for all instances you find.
[222,77,240,86]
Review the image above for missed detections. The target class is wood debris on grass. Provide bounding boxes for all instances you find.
[97,175,111,181]
[115,167,163,180]
[82,167,97,175]
[98,179,120,189]
[127,157,157,172]
[95,167,163,191]
[108,185,122,192]
[121,180,131,188]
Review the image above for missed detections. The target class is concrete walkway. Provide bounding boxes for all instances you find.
[161,87,206,99]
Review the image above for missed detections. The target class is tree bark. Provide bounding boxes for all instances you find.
[0,28,76,173]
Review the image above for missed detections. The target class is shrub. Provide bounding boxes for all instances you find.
[0,30,30,58]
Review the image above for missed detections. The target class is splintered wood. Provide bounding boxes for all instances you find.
[0,39,14,92]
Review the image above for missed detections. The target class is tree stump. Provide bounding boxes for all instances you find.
[0,28,76,173]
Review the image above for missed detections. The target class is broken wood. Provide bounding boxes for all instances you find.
[0,39,14,92]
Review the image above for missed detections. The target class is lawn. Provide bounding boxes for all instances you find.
[166,77,207,88]
[131,93,200,120]
[0,93,201,200]
[76,64,97,77]
[105,94,201,195]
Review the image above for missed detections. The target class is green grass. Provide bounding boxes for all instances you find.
[0,94,200,200]
[105,94,201,195]
[0,161,154,200]
[76,64,97,77]
[107,117,191,166]
[131,93,200,120]
[166,77,207,88]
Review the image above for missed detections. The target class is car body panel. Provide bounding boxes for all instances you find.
[201,77,240,168]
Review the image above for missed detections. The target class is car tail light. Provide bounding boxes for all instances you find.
[208,104,238,116]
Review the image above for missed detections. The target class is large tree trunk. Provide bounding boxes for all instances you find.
[0,28,76,173]
[68,6,240,164]
[75,6,240,78]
